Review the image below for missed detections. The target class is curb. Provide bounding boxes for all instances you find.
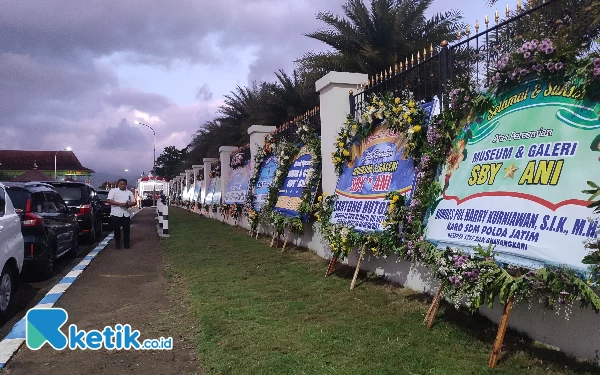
[0,209,141,368]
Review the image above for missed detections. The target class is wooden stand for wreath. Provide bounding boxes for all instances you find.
[325,257,337,277]
[350,244,367,290]
[281,229,290,253]
[488,297,515,368]
[424,285,446,329]
[270,231,279,248]
[423,275,518,368]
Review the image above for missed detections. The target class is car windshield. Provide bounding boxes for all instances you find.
[97,192,109,201]
[5,188,29,210]
[53,186,85,205]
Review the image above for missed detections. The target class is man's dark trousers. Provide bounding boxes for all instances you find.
[112,215,131,248]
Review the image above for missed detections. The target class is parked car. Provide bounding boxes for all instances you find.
[40,181,102,243]
[96,189,112,229]
[3,182,79,278]
[0,182,24,316]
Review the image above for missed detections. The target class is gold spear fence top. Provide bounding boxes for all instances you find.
[451,1,526,42]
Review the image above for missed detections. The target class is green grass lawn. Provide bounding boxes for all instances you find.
[161,208,598,375]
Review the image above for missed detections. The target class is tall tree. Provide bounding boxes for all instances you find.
[301,0,463,75]
[155,146,188,180]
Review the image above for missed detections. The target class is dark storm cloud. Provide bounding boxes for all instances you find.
[96,118,149,151]
[106,89,173,113]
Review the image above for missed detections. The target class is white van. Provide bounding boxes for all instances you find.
[0,182,24,317]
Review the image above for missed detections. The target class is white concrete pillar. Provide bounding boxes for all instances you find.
[247,125,277,172]
[316,72,368,194]
[219,146,238,200]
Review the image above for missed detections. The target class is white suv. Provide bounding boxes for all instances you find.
[0,182,24,317]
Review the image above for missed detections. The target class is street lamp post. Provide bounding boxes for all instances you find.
[134,121,156,207]
[54,147,72,181]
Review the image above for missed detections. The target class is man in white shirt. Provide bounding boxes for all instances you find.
[106,179,135,249]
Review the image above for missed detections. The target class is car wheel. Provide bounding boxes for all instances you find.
[0,264,15,317]
[95,217,102,238]
[41,244,56,279]
[87,220,96,244]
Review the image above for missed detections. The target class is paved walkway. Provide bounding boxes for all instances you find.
[3,209,198,374]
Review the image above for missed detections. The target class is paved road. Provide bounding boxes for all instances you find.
[0,229,112,339]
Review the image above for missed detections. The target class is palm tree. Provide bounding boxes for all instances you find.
[186,68,321,162]
[302,0,463,75]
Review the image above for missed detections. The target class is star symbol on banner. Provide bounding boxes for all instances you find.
[504,162,519,179]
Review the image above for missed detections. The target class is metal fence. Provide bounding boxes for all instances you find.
[271,106,321,145]
[350,0,593,116]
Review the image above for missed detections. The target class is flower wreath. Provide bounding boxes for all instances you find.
[230,203,244,220]
[230,150,248,170]
[316,91,428,260]
[318,85,600,316]
[245,133,277,232]
[264,120,322,237]
[209,163,221,179]
[490,36,600,96]
[219,203,230,215]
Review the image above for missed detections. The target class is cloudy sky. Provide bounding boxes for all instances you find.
[0,0,495,185]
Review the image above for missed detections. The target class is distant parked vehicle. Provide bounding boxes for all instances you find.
[96,189,112,229]
[0,182,25,316]
[4,182,78,279]
[40,181,102,243]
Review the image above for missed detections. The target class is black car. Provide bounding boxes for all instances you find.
[3,182,79,278]
[96,189,112,229]
[40,181,103,243]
